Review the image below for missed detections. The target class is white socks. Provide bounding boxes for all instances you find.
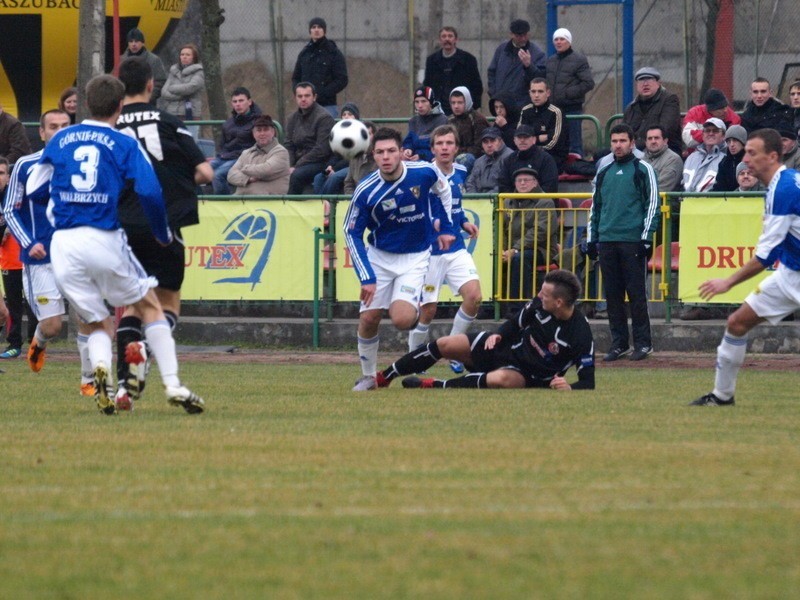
[144,320,180,388]
[77,333,93,383]
[408,323,430,351]
[450,307,476,336]
[713,329,748,400]
[87,330,113,381]
[357,334,379,377]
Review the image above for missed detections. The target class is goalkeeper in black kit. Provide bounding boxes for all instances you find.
[374,269,595,390]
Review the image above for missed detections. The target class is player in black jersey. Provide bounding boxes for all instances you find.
[376,269,595,390]
[113,57,213,409]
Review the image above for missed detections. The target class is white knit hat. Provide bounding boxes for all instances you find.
[553,28,572,44]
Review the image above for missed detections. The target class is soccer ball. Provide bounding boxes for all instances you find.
[329,119,370,160]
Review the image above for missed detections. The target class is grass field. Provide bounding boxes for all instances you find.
[1,354,799,599]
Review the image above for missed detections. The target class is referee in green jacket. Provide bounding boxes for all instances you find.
[585,123,660,362]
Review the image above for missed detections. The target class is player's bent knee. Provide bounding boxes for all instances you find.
[486,369,526,389]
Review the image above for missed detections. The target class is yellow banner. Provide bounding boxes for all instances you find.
[678,196,773,303]
[182,200,324,300]
[334,198,495,302]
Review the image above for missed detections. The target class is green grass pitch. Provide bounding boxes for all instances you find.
[1,357,798,599]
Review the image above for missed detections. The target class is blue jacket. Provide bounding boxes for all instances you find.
[487,40,546,110]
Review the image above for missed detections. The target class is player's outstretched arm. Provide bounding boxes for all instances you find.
[699,257,766,300]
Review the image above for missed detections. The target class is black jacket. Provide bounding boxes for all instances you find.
[518,100,570,171]
[545,48,595,112]
[423,48,483,114]
[292,37,349,107]
[219,103,263,161]
[497,145,559,194]
[711,148,745,192]
[740,97,792,133]
[623,86,682,155]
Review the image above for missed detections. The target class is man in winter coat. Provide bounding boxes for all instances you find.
[228,115,290,195]
[291,17,348,117]
[284,82,335,194]
[465,127,514,193]
[740,78,792,133]
[711,125,747,192]
[423,26,483,115]
[518,78,569,172]
[210,87,262,195]
[642,125,683,192]
[402,87,448,162]
[496,125,559,194]
[487,19,546,111]
[545,28,594,157]
[622,67,682,156]
[448,86,490,172]
[682,88,741,150]
[683,117,726,193]
[120,28,167,104]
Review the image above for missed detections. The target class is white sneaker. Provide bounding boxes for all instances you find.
[114,386,133,412]
[352,375,377,391]
[165,385,205,414]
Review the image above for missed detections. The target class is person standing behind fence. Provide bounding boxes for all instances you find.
[423,26,483,116]
[546,28,594,158]
[160,43,205,140]
[690,128,800,406]
[292,17,348,118]
[487,19,546,112]
[120,28,167,104]
[585,123,659,362]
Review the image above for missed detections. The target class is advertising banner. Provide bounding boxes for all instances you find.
[334,198,495,302]
[182,200,324,300]
[678,196,773,303]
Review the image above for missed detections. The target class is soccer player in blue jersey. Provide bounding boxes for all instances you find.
[407,125,483,375]
[3,109,95,380]
[343,127,456,391]
[692,128,800,406]
[26,75,204,415]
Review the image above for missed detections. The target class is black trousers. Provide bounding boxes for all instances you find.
[597,242,651,350]
[2,268,37,350]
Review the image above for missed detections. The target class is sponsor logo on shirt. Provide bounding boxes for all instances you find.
[381,198,397,211]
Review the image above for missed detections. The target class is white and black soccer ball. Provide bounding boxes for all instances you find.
[329,119,370,160]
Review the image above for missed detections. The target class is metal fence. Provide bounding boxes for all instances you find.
[156,0,800,157]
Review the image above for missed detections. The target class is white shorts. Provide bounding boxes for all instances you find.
[361,246,430,312]
[50,227,158,323]
[744,265,800,325]
[23,263,65,320]
[421,249,480,305]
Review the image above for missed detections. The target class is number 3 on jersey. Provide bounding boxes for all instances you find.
[71,145,100,192]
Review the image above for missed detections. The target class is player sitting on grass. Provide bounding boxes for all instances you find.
[376,269,595,389]
[26,74,204,415]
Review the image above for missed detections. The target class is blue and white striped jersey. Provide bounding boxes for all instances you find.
[2,150,53,265]
[757,165,800,271]
[343,161,454,285]
[26,119,170,244]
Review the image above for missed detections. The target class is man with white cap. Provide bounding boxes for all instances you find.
[545,27,594,158]
[622,67,682,155]
[682,117,727,193]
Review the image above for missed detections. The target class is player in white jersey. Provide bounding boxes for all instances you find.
[343,127,456,391]
[407,125,482,375]
[26,75,204,415]
[691,128,800,406]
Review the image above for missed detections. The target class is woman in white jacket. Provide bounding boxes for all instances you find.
[160,43,205,139]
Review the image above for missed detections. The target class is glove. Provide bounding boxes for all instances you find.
[639,241,653,259]
[581,240,598,260]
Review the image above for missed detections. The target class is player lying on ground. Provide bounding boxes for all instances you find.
[374,269,595,390]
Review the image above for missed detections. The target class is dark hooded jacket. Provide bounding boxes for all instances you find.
[291,37,349,107]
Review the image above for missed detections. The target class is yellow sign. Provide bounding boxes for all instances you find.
[334,198,495,302]
[182,200,324,300]
[0,1,184,121]
[678,196,773,303]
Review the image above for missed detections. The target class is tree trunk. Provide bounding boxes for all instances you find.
[199,0,227,122]
[77,0,106,121]
[700,0,721,102]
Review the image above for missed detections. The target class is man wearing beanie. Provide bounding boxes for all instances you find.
[120,28,167,103]
[711,124,747,192]
[779,127,800,170]
[545,27,594,157]
[423,26,483,115]
[682,87,741,149]
[402,86,448,162]
[488,19,547,111]
[292,17,349,117]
